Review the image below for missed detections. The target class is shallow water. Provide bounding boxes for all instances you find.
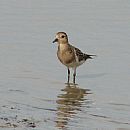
[0,0,130,130]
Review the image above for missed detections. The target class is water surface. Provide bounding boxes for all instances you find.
[0,0,130,130]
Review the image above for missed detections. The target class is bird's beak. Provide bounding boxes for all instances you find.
[52,38,58,43]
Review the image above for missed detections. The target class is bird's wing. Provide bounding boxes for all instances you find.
[70,45,86,61]
[70,45,95,61]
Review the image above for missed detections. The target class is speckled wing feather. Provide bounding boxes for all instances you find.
[72,46,95,62]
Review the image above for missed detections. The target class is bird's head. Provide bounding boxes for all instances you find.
[53,32,68,44]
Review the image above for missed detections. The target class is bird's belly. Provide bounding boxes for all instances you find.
[66,60,85,68]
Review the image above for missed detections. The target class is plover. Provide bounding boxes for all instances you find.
[53,32,95,84]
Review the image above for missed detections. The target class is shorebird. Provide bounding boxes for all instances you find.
[53,32,95,84]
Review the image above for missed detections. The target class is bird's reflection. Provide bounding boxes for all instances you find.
[55,83,91,129]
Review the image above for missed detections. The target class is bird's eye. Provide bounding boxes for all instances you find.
[61,35,65,38]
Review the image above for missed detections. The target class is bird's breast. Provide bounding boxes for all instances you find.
[57,49,75,66]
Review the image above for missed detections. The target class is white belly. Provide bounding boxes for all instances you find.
[66,60,85,68]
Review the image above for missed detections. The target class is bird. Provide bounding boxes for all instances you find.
[53,32,95,84]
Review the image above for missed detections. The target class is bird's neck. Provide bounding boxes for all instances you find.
[58,43,69,52]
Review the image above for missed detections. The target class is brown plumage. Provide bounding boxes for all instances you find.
[53,32,95,84]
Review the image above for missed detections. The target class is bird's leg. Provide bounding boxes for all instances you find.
[73,67,76,84]
[67,68,70,84]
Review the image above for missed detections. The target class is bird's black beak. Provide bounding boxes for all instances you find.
[52,38,58,43]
